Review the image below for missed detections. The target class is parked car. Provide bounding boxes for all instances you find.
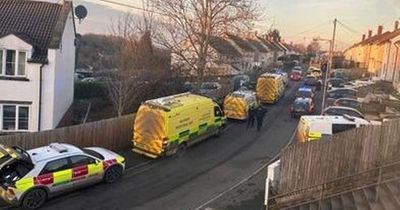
[333,98,361,110]
[323,106,365,119]
[304,75,318,86]
[296,87,315,98]
[327,88,358,99]
[290,70,302,81]
[327,78,345,89]
[199,82,222,94]
[0,143,125,210]
[290,97,315,118]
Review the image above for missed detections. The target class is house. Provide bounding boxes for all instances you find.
[0,0,76,133]
[246,38,273,68]
[226,34,257,72]
[205,36,242,76]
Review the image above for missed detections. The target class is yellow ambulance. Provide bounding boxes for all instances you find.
[133,93,225,158]
[223,90,258,120]
[256,73,285,104]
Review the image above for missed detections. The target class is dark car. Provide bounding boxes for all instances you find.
[304,75,318,86]
[333,98,361,110]
[327,88,357,99]
[290,97,315,118]
[328,78,345,89]
[323,106,365,119]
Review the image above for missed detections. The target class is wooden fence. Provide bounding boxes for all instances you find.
[0,114,135,151]
[278,119,400,196]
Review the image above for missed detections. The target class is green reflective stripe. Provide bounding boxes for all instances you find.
[179,130,190,137]
[199,123,208,129]
[189,131,198,138]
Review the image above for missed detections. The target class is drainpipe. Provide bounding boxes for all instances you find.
[38,63,45,131]
[385,41,392,81]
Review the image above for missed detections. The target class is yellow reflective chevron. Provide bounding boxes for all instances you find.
[53,169,72,186]
[116,156,125,164]
[15,177,35,191]
[88,163,103,176]
[308,132,322,141]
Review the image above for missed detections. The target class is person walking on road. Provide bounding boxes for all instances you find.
[256,106,268,131]
[247,106,256,129]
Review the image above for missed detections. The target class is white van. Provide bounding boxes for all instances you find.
[296,115,372,143]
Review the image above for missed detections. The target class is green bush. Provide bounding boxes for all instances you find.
[74,82,106,100]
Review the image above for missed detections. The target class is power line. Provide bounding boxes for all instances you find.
[286,21,331,38]
[337,20,362,36]
[98,0,162,15]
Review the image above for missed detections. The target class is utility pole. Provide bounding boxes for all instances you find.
[321,18,337,114]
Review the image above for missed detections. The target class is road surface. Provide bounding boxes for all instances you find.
[3,78,322,210]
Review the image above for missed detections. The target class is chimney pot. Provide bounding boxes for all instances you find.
[362,34,366,41]
[395,21,399,31]
[368,30,372,38]
[377,25,383,35]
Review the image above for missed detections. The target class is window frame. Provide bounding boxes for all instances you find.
[68,155,97,168]
[0,49,27,77]
[39,157,71,175]
[0,104,30,132]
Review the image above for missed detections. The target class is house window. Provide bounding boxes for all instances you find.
[18,52,26,76]
[5,50,16,75]
[1,105,29,131]
[0,49,26,77]
[0,50,2,74]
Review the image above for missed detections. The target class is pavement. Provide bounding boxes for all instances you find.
[2,77,323,210]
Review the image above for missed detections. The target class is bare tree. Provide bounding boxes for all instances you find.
[152,0,261,80]
[103,13,141,117]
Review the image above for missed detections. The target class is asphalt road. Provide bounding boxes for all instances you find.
[3,77,323,210]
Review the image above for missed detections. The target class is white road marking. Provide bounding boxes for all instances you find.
[192,128,297,210]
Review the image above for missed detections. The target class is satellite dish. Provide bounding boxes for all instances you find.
[75,5,88,22]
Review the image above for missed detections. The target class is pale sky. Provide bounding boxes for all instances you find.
[71,0,400,50]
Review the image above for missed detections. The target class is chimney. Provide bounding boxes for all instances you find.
[362,34,366,41]
[368,30,372,38]
[395,21,399,31]
[377,25,383,35]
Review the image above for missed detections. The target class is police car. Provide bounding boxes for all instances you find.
[0,143,125,210]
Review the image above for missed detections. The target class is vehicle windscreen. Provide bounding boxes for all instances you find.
[83,148,105,160]
[0,160,33,185]
[201,83,217,90]
[297,90,312,98]
[294,101,309,111]
[0,147,12,166]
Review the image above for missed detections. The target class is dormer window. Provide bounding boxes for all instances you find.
[0,49,26,77]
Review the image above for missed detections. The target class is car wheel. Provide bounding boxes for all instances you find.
[21,188,47,210]
[104,165,123,184]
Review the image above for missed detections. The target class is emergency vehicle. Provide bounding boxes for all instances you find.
[0,143,125,210]
[133,93,225,158]
[296,115,371,143]
[224,90,258,120]
[256,73,285,104]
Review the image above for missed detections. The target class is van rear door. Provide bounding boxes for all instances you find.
[133,105,166,157]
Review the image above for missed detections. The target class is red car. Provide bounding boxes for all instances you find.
[290,70,302,81]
